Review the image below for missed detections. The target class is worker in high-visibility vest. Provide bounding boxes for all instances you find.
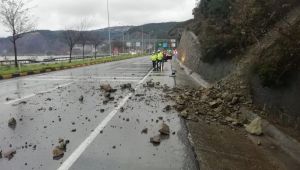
[150,52,157,71]
[157,51,164,71]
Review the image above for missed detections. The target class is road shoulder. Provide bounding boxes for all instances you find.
[172,59,300,170]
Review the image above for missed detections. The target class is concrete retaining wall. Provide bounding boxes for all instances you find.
[177,31,235,83]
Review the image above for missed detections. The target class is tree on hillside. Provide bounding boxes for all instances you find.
[0,0,35,67]
[63,29,79,63]
[89,33,103,59]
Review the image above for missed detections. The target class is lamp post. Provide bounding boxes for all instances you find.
[107,0,112,56]
[141,25,144,54]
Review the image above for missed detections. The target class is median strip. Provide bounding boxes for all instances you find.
[0,55,145,80]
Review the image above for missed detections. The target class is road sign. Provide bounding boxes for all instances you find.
[126,42,131,47]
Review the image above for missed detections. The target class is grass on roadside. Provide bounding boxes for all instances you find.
[0,54,144,76]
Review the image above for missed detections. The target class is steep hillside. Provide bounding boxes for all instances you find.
[177,0,300,133]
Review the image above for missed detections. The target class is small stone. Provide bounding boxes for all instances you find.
[179,110,188,119]
[159,123,170,135]
[209,101,219,108]
[141,128,148,134]
[100,84,116,93]
[8,118,17,128]
[150,135,161,144]
[120,83,132,90]
[58,142,66,150]
[3,149,16,160]
[231,97,239,105]
[71,129,76,132]
[257,140,262,145]
[164,105,171,111]
[52,147,64,160]
[79,95,84,102]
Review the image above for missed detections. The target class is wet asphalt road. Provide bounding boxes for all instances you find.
[0,56,198,170]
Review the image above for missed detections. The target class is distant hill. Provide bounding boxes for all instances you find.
[0,22,181,56]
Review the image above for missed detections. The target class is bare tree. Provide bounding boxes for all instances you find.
[63,29,79,63]
[89,32,103,59]
[0,0,35,67]
[78,19,90,59]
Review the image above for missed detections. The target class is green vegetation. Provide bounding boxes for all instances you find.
[256,20,300,88]
[192,0,300,63]
[0,54,143,76]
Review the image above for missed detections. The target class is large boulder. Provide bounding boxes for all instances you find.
[245,117,263,136]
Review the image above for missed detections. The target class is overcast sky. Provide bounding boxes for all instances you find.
[0,0,196,37]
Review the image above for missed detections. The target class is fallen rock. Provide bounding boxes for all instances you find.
[79,95,84,102]
[245,117,263,136]
[52,147,64,160]
[164,105,171,111]
[146,81,155,88]
[141,128,148,134]
[8,118,17,128]
[3,149,16,160]
[159,123,170,135]
[100,84,117,93]
[150,135,161,144]
[231,96,239,105]
[209,101,219,108]
[178,110,189,119]
[120,83,132,90]
[6,97,13,101]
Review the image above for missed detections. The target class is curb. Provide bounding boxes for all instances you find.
[12,73,20,78]
[20,72,28,76]
[176,59,210,88]
[262,120,300,163]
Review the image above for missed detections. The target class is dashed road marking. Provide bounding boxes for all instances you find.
[4,82,74,105]
[57,68,153,170]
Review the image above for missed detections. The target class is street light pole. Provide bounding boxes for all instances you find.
[107,0,112,56]
[142,25,144,54]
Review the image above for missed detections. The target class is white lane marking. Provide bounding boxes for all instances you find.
[5,82,73,105]
[115,67,146,70]
[24,78,140,82]
[35,76,144,79]
[57,69,153,170]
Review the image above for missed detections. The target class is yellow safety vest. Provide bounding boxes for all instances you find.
[151,55,157,61]
[157,52,163,61]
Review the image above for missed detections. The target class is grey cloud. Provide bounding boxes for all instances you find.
[0,0,195,37]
